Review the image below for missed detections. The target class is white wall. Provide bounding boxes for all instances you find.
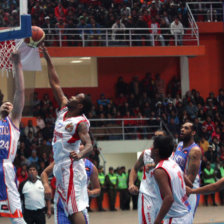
[97,140,153,173]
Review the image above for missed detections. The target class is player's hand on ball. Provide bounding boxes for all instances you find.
[10,51,21,64]
[44,184,52,200]
[128,184,139,195]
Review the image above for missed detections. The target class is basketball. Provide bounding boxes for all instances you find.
[24,26,45,48]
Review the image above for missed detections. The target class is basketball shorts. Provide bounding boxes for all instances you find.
[0,160,24,219]
[138,192,158,224]
[163,212,193,224]
[53,158,89,216]
[54,191,89,224]
[188,193,200,218]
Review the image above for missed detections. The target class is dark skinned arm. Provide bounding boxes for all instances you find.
[41,162,54,200]
[154,168,174,224]
[9,52,24,129]
[40,45,67,108]
[88,165,101,197]
[187,147,202,183]
[71,122,93,160]
[187,177,224,195]
[129,152,144,195]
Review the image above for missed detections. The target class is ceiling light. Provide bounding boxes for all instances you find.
[71,60,82,63]
[80,57,91,60]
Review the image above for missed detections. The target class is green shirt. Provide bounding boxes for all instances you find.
[117,173,128,189]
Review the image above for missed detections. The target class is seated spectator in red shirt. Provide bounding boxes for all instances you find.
[212,127,221,141]
[115,93,127,108]
[55,2,68,21]
[31,0,44,21]
[202,116,216,134]
[17,164,28,186]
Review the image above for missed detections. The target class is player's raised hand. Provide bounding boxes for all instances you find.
[39,42,48,57]
[10,51,21,64]
[128,184,139,195]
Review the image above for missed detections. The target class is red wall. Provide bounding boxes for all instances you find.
[35,57,179,105]
[189,33,224,98]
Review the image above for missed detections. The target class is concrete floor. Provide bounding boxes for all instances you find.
[0,206,224,224]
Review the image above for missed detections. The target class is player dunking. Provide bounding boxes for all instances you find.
[0,53,27,224]
[41,45,93,224]
[172,122,202,219]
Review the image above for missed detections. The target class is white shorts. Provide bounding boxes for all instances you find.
[54,191,89,224]
[164,212,193,224]
[53,158,89,216]
[0,160,23,219]
[138,193,157,224]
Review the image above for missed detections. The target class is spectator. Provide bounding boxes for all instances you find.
[105,167,118,211]
[97,166,106,211]
[28,150,39,167]
[170,17,184,45]
[135,15,151,46]
[186,101,198,120]
[148,17,165,46]
[42,16,56,46]
[24,120,37,137]
[155,73,165,98]
[36,115,46,130]
[97,93,110,107]
[54,2,68,21]
[202,162,217,206]
[111,18,125,42]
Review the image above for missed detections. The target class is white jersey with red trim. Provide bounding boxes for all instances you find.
[139,149,156,199]
[52,107,90,163]
[153,159,190,219]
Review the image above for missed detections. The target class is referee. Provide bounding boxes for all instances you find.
[19,163,51,224]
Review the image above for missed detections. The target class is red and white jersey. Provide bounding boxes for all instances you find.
[153,159,190,218]
[52,107,90,163]
[0,117,20,162]
[139,149,157,199]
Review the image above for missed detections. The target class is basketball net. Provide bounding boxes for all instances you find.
[0,39,24,77]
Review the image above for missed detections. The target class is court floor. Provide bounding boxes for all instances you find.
[0,206,224,224]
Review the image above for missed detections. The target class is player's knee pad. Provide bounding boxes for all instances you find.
[10,217,27,224]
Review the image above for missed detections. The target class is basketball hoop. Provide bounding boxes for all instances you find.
[0,39,24,76]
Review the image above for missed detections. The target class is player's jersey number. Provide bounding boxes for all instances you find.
[0,140,9,150]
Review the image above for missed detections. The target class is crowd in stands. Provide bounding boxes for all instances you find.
[1,0,222,46]
[0,0,194,46]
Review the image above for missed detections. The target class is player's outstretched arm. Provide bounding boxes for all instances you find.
[10,52,24,129]
[89,165,101,197]
[41,162,54,200]
[154,168,174,224]
[128,152,144,195]
[188,177,224,195]
[40,44,67,108]
[187,147,202,183]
